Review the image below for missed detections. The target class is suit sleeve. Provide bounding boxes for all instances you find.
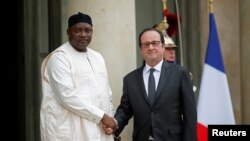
[114,77,133,136]
[180,68,197,141]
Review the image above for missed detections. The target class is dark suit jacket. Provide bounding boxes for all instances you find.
[114,61,197,141]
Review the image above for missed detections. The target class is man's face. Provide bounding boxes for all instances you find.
[164,47,176,62]
[140,30,164,65]
[67,22,93,52]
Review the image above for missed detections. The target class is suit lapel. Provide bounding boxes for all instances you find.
[136,67,151,106]
[153,61,171,105]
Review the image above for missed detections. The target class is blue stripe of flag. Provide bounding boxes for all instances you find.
[205,13,225,73]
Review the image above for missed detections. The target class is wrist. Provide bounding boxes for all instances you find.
[112,117,119,130]
[113,135,121,141]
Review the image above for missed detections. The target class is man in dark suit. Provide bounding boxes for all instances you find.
[113,28,197,141]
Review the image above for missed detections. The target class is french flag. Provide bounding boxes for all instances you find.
[197,13,235,141]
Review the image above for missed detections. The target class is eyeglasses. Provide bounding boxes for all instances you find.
[140,41,161,48]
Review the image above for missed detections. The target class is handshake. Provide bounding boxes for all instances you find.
[101,113,118,135]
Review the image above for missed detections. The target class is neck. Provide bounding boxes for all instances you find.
[146,59,162,68]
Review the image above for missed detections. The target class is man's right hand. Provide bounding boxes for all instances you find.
[101,114,117,134]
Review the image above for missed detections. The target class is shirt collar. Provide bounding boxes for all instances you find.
[145,59,163,72]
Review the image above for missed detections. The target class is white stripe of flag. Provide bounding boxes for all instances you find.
[197,13,235,141]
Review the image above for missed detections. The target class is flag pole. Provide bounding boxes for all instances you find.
[209,0,213,13]
[174,0,183,66]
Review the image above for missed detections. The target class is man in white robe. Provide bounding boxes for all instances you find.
[40,12,117,141]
